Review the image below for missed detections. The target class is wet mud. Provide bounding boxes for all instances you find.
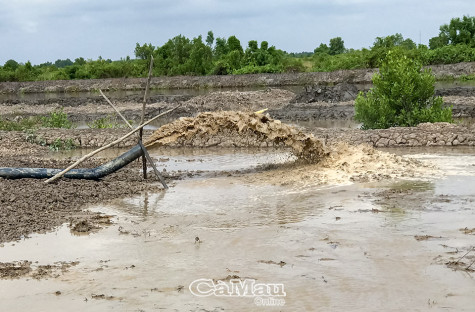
[0,154,163,243]
[0,261,78,280]
[0,150,473,310]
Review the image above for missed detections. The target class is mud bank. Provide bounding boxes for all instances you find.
[1,62,474,94]
[2,119,475,150]
[273,96,475,120]
[0,93,191,108]
[290,83,475,104]
[314,122,475,147]
[0,88,294,122]
[0,129,154,149]
[0,154,162,243]
[3,88,475,124]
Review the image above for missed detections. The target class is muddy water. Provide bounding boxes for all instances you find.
[1,148,475,311]
[0,85,302,103]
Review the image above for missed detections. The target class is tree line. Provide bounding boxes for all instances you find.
[0,15,473,82]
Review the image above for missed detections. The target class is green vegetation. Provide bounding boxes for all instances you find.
[0,116,42,131]
[0,15,473,82]
[354,50,452,129]
[24,130,77,151]
[40,108,74,129]
[48,138,77,151]
[87,116,128,129]
[460,74,475,81]
[0,109,74,131]
[0,110,76,151]
[429,15,475,49]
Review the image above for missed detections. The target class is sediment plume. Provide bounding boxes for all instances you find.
[145,111,327,162]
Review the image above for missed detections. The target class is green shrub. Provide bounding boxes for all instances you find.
[313,49,370,72]
[460,74,475,81]
[0,116,42,131]
[233,64,283,75]
[48,138,77,151]
[354,50,452,129]
[41,108,74,129]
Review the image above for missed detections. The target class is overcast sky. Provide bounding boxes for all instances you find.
[0,0,473,65]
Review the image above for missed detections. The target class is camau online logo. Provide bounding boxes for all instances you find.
[189,278,286,306]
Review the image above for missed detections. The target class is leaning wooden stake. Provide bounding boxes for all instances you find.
[44,105,181,184]
[138,141,168,188]
[99,89,168,188]
[99,89,133,128]
[140,55,154,179]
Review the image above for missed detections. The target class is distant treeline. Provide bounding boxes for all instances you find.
[0,15,474,82]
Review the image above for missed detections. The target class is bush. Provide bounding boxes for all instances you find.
[48,138,77,151]
[0,116,42,131]
[41,108,74,129]
[354,50,452,129]
[232,64,283,75]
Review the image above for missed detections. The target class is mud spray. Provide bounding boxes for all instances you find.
[145,111,435,185]
[145,111,327,162]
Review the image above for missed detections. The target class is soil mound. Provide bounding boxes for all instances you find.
[291,83,360,103]
[145,111,327,162]
[182,88,295,112]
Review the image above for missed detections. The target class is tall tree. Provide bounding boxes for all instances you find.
[227,36,243,53]
[329,37,345,55]
[134,43,155,60]
[214,37,229,59]
[429,15,475,49]
[206,30,214,47]
[314,43,330,54]
[4,59,19,71]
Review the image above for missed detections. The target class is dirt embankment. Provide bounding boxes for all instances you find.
[2,86,475,122]
[313,122,475,147]
[2,120,475,151]
[0,88,295,122]
[276,83,475,120]
[1,62,474,94]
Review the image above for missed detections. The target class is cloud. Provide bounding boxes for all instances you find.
[1,0,474,64]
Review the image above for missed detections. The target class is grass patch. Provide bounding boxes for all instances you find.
[24,130,77,151]
[0,108,74,131]
[87,116,129,129]
[0,117,42,131]
[41,108,74,129]
[48,138,77,151]
[459,74,475,81]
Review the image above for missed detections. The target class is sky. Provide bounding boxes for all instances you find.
[0,0,473,65]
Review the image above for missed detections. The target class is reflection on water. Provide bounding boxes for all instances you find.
[51,146,296,174]
[0,85,286,102]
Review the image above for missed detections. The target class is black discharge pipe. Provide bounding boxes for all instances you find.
[0,144,143,180]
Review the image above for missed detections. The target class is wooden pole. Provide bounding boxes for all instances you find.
[140,55,154,179]
[99,89,168,188]
[138,141,168,189]
[44,105,181,184]
[99,89,133,128]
